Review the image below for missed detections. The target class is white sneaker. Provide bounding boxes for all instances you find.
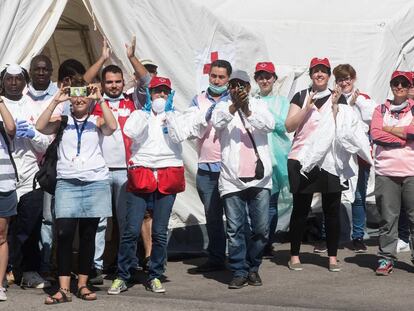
[0,287,7,301]
[397,239,410,253]
[21,271,51,288]
[147,278,166,293]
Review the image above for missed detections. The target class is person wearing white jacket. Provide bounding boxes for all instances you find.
[0,64,51,289]
[211,70,275,289]
[109,76,185,295]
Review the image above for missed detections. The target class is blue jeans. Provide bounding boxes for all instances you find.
[351,165,370,240]
[94,169,128,270]
[267,192,279,247]
[196,169,226,265]
[223,187,270,278]
[40,192,54,273]
[117,191,175,281]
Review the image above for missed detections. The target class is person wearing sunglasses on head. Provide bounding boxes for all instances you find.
[370,71,414,276]
[253,62,291,256]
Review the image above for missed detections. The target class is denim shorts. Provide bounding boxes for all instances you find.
[55,179,112,219]
[0,190,17,217]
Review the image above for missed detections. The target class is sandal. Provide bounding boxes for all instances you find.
[76,285,97,301]
[44,288,72,305]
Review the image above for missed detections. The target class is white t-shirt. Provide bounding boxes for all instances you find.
[57,115,109,181]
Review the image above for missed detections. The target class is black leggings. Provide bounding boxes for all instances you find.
[289,192,341,257]
[56,218,100,276]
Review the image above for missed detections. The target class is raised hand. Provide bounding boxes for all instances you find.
[164,90,175,112]
[101,39,111,61]
[125,36,136,59]
[331,85,342,106]
[87,83,103,101]
[305,90,317,110]
[349,88,360,106]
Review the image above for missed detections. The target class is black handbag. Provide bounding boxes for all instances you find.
[238,111,265,180]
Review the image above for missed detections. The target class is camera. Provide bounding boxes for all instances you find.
[68,86,90,97]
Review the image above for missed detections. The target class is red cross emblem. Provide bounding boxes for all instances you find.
[203,51,219,74]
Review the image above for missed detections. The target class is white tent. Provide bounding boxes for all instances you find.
[1,0,414,231]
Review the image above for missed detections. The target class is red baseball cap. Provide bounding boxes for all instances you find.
[309,57,331,69]
[148,76,171,89]
[255,62,275,74]
[390,71,412,83]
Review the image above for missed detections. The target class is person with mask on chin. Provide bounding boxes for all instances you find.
[285,58,349,272]
[89,64,136,286]
[1,64,51,289]
[108,76,188,294]
[189,59,231,273]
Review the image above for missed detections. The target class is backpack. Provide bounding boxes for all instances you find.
[33,116,68,194]
[0,121,18,181]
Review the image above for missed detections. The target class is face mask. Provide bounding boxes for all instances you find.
[103,93,124,102]
[28,83,49,98]
[152,98,166,114]
[208,83,228,95]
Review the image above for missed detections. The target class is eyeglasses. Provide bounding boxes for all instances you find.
[336,76,352,83]
[391,80,411,89]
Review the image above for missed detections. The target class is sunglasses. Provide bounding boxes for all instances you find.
[391,79,411,89]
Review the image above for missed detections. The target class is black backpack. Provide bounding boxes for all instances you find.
[33,116,68,194]
[0,121,18,181]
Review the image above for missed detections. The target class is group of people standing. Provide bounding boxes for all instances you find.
[1,37,414,304]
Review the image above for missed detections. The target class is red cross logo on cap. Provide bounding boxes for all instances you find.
[159,78,166,82]
[260,64,267,68]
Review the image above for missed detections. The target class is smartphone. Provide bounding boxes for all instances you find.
[238,83,245,91]
[69,86,89,97]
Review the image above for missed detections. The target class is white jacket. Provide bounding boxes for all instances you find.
[1,96,50,198]
[211,97,275,196]
[124,110,184,168]
[297,104,373,188]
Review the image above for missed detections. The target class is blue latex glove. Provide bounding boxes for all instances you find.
[16,120,35,139]
[164,90,175,112]
[143,88,152,114]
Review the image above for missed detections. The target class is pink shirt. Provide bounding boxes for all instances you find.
[371,99,414,177]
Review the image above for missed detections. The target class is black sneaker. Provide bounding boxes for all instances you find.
[228,276,248,289]
[353,238,367,253]
[247,272,262,286]
[88,269,103,285]
[193,262,226,273]
[313,241,327,253]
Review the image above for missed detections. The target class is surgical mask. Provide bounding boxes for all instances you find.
[152,98,166,114]
[28,83,49,98]
[208,83,228,95]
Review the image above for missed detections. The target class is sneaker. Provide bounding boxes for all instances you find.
[107,278,127,295]
[353,238,368,253]
[247,272,262,286]
[228,276,248,289]
[376,259,393,276]
[0,287,7,301]
[147,278,166,293]
[397,239,410,253]
[313,241,327,253]
[21,271,51,289]
[88,268,104,285]
[288,261,303,271]
[328,262,341,272]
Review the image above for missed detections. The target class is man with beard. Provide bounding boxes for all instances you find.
[89,65,136,284]
[1,64,50,289]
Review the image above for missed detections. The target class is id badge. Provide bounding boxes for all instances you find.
[72,156,84,170]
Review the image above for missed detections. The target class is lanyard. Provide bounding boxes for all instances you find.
[73,115,89,156]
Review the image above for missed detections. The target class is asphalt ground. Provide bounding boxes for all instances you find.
[3,240,414,311]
